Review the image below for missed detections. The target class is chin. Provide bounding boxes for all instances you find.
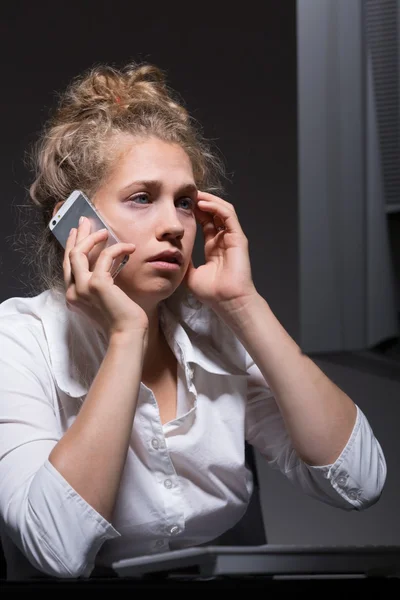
[116,274,182,303]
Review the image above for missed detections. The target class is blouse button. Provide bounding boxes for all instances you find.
[348,489,361,501]
[169,525,180,535]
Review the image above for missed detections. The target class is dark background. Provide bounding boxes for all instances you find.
[0,1,299,339]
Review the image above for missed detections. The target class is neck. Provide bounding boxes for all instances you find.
[142,302,170,378]
[146,304,162,355]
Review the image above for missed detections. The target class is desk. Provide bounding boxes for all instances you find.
[112,543,400,580]
[2,545,400,591]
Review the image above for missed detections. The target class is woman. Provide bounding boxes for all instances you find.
[0,61,386,580]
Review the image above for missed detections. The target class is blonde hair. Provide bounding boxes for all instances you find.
[18,61,226,295]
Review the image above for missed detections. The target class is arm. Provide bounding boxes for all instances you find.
[187,192,356,466]
[49,329,146,521]
[187,191,386,509]
[217,292,356,466]
[48,217,148,521]
[0,323,145,578]
[244,357,386,510]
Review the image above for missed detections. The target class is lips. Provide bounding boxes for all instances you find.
[147,250,183,266]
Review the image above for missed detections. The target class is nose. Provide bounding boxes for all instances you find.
[155,203,185,242]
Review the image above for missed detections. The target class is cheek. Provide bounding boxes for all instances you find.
[116,220,146,245]
[185,219,197,245]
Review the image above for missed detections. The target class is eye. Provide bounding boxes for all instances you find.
[128,193,150,205]
[177,197,195,211]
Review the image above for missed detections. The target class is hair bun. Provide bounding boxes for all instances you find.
[59,62,188,123]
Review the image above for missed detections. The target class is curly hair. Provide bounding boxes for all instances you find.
[17,61,226,295]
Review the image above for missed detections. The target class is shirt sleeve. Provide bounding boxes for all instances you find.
[244,358,387,511]
[0,321,120,578]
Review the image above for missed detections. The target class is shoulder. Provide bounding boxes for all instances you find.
[0,291,50,337]
[0,289,58,321]
[0,289,100,397]
[0,294,59,395]
[0,289,73,367]
[0,291,58,360]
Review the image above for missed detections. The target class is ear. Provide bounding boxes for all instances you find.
[52,201,64,218]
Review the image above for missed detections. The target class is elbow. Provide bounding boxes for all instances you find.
[35,541,93,579]
[6,504,95,579]
[357,480,387,512]
[356,490,384,511]
[350,485,385,512]
[39,560,93,580]
[4,462,117,579]
[16,528,94,579]
[349,457,387,512]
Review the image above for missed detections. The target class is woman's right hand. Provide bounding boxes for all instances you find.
[64,216,149,340]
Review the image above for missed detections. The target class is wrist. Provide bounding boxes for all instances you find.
[109,327,148,348]
[213,290,262,326]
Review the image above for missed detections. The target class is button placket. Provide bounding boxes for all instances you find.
[149,445,183,538]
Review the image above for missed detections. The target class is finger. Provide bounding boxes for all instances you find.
[75,215,92,244]
[196,191,236,230]
[196,199,240,235]
[213,213,226,231]
[196,190,232,207]
[63,227,78,289]
[196,201,229,236]
[196,190,235,217]
[92,242,136,275]
[69,228,109,289]
[73,226,110,254]
[194,204,217,241]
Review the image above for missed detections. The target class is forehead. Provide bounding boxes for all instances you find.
[109,135,195,184]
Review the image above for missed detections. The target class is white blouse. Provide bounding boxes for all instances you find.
[0,288,386,579]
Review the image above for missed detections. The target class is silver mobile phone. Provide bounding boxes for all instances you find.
[48,190,130,278]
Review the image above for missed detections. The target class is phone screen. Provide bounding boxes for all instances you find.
[49,190,129,278]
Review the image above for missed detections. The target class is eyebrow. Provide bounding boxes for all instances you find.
[121,180,198,194]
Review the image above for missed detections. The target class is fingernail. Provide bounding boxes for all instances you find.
[79,216,85,224]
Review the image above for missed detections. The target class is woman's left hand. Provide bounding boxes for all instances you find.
[185,191,257,311]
